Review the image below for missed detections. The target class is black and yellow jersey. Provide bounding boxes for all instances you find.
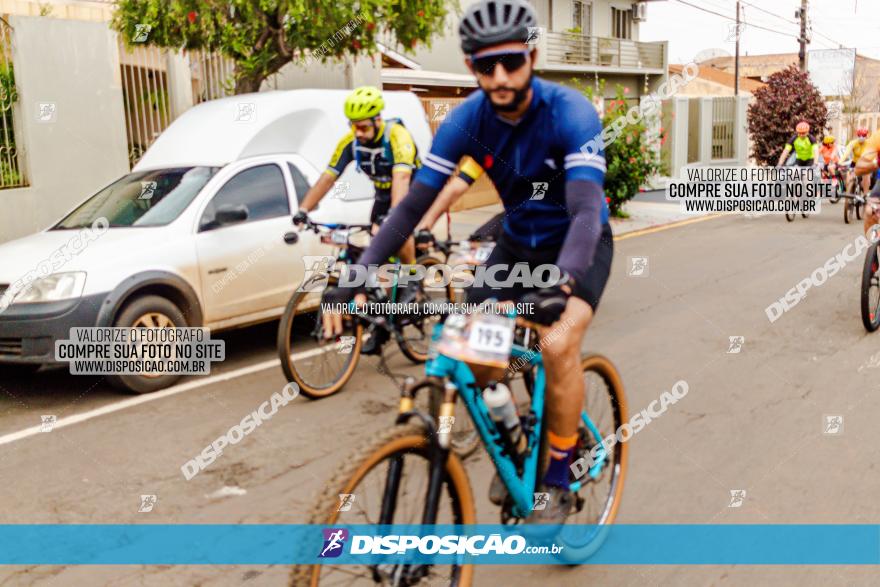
[456,156,484,185]
[325,119,420,194]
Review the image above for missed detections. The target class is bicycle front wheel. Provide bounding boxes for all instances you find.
[861,240,880,332]
[276,275,363,399]
[557,354,629,563]
[292,424,476,586]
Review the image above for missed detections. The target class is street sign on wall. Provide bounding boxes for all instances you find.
[808,48,856,97]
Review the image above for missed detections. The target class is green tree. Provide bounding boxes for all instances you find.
[747,65,828,166]
[112,0,450,94]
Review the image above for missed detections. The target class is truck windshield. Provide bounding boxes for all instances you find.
[54,166,219,229]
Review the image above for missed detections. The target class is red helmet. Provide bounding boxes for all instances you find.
[796,121,810,133]
[857,128,869,138]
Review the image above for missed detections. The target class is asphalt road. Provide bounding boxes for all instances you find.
[3,203,880,586]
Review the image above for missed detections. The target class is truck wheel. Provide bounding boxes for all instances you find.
[105,295,189,394]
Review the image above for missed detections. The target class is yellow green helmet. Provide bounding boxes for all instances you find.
[344,86,384,121]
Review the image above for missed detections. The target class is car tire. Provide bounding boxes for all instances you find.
[105,295,188,394]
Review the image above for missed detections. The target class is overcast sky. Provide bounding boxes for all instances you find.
[640,0,880,64]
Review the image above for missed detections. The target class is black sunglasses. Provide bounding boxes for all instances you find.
[470,51,529,76]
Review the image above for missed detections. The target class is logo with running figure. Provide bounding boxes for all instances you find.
[727,336,745,354]
[533,492,550,511]
[628,256,649,277]
[299,256,337,292]
[330,181,350,200]
[432,103,450,121]
[823,415,844,435]
[530,182,548,200]
[319,528,349,558]
[728,489,746,508]
[438,416,455,434]
[526,27,544,45]
[337,494,355,512]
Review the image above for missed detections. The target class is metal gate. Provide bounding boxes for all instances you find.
[118,40,171,168]
[0,19,25,189]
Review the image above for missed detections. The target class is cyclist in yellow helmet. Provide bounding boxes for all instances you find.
[819,135,840,184]
[295,86,420,261]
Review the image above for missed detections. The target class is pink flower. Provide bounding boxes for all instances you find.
[624,87,630,95]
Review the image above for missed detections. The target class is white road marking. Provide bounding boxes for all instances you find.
[0,344,343,447]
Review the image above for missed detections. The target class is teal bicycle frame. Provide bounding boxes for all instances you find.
[423,322,608,518]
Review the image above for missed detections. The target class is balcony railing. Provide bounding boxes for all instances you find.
[542,31,665,71]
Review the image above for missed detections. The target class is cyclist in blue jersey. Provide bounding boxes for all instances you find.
[323,0,613,526]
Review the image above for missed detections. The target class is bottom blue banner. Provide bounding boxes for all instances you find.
[0,524,877,565]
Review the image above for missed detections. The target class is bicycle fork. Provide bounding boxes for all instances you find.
[376,379,456,583]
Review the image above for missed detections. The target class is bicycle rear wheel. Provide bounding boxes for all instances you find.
[861,241,880,332]
[292,424,476,586]
[276,275,363,399]
[557,354,629,563]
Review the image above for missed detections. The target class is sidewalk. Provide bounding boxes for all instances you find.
[445,190,707,240]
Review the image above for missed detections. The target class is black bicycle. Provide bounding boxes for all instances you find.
[276,218,451,399]
[843,165,866,224]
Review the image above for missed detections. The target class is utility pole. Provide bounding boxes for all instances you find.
[797,0,809,72]
[734,0,741,96]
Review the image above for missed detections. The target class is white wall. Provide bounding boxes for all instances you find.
[267,55,381,91]
[0,16,129,243]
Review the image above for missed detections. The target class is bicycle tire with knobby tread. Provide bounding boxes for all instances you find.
[277,274,364,399]
[291,423,476,587]
[861,241,880,332]
[553,354,629,564]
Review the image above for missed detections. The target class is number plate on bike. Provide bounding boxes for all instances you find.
[436,312,514,368]
[468,319,513,355]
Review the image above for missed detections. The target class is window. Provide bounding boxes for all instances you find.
[287,162,312,204]
[54,167,218,229]
[572,0,591,34]
[199,164,289,230]
[612,6,632,39]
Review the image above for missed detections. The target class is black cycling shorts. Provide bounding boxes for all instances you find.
[466,223,614,312]
[370,196,392,225]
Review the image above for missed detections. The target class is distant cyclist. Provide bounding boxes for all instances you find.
[778,121,818,168]
[819,135,840,182]
[324,0,613,527]
[843,128,870,195]
[294,85,420,262]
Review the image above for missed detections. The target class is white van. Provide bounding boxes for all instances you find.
[0,90,432,393]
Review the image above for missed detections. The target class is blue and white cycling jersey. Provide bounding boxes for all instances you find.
[416,77,609,248]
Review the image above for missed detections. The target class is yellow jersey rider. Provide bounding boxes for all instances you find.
[778,121,818,167]
[295,86,420,235]
[843,128,871,195]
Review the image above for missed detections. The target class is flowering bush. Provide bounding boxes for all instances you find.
[577,81,665,217]
[747,65,828,166]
